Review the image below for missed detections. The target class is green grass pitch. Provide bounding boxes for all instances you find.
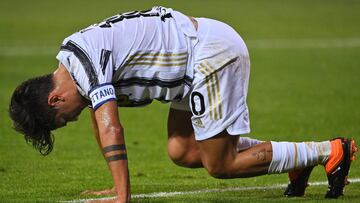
[1,0,359,202]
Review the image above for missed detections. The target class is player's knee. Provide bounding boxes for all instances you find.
[167,147,193,168]
[167,144,184,164]
[167,140,200,168]
[168,151,187,167]
[168,149,193,167]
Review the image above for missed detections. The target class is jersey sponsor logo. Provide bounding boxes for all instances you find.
[89,84,116,110]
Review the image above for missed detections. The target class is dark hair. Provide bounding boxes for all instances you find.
[9,74,57,156]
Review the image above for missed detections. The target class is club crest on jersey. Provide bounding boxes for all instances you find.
[89,84,116,110]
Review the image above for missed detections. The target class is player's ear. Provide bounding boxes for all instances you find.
[48,93,65,108]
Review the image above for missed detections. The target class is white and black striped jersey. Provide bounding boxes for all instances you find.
[56,6,197,110]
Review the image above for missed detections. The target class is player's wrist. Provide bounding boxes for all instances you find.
[115,188,130,203]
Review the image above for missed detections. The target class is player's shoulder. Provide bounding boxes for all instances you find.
[59,32,85,50]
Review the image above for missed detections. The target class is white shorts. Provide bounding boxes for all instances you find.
[171,18,251,141]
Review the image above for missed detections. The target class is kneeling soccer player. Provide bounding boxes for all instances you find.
[9,6,357,202]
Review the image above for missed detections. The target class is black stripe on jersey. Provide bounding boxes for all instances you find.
[113,77,185,88]
[184,75,193,87]
[60,41,99,87]
[160,13,172,21]
[116,94,183,107]
[100,12,160,28]
[99,8,173,28]
[117,98,153,107]
[100,49,112,75]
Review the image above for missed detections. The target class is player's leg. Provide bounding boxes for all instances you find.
[191,16,358,198]
[167,104,264,168]
[197,133,357,198]
[283,138,357,198]
[198,131,272,178]
[167,107,203,168]
[239,137,347,197]
[197,132,356,176]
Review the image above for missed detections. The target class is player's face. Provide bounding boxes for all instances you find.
[54,104,83,128]
[53,93,87,129]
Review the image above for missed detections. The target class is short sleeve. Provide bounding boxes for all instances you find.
[56,35,116,111]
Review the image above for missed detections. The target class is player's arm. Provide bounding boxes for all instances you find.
[79,108,117,196]
[89,108,112,160]
[93,100,130,202]
[89,108,102,150]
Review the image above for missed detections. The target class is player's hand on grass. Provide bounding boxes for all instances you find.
[81,187,116,195]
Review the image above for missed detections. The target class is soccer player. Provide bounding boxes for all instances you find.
[9,6,357,202]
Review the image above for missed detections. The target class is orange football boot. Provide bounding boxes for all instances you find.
[324,138,357,198]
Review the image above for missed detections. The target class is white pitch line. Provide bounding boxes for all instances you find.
[60,178,360,203]
[1,38,360,56]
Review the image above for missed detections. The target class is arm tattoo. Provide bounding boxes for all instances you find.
[106,154,128,162]
[102,144,126,154]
